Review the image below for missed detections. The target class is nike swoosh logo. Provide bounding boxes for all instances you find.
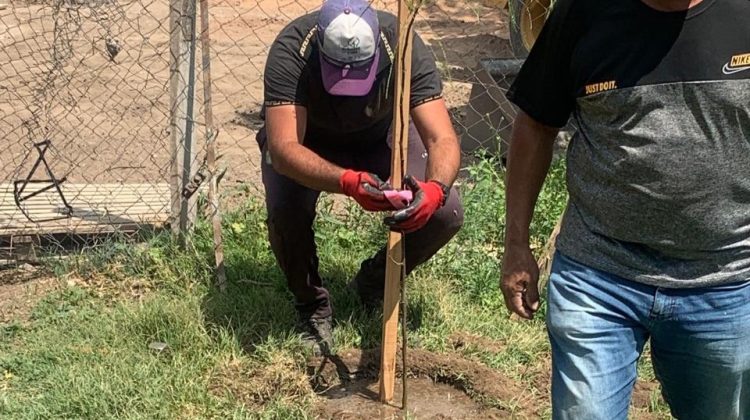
[723,63,750,75]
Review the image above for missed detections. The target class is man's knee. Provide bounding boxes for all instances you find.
[553,394,629,420]
[403,192,463,272]
[652,341,750,420]
[428,191,464,237]
[550,343,634,420]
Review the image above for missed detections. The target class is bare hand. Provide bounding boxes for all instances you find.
[500,245,540,320]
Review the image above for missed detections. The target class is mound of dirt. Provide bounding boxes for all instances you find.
[309,348,533,419]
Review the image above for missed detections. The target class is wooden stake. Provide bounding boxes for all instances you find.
[379,0,415,404]
[198,0,227,291]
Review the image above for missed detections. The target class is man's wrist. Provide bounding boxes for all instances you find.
[504,235,530,249]
[428,179,450,206]
[339,169,358,196]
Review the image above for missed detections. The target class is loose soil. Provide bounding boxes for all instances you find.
[309,348,537,419]
[323,377,504,420]
[308,346,666,420]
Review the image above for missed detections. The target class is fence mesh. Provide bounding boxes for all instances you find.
[1,0,174,259]
[0,0,553,262]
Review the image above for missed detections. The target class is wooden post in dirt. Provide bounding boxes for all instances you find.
[379,0,415,404]
[168,0,198,237]
[198,0,227,291]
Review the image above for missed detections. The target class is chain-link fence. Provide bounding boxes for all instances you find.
[0,0,553,262]
[1,0,174,260]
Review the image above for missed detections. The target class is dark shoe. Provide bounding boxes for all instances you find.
[348,257,386,309]
[296,315,334,356]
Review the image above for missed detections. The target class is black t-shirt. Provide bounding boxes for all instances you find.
[507,0,750,287]
[263,11,443,147]
[507,0,749,128]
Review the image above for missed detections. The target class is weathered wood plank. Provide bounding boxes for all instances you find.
[0,183,170,237]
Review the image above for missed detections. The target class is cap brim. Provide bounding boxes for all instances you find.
[320,48,380,96]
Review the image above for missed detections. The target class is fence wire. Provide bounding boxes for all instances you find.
[0,0,553,262]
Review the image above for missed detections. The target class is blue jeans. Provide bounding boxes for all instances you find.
[547,251,750,420]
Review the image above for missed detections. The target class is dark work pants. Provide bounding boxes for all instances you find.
[256,124,464,319]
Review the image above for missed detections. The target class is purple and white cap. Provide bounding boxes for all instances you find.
[318,0,380,96]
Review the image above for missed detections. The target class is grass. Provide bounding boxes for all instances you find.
[0,156,670,419]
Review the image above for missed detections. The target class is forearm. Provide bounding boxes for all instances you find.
[411,99,461,186]
[504,111,559,247]
[424,135,461,186]
[265,105,344,193]
[270,142,344,193]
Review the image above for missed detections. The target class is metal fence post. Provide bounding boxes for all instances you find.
[169,0,198,238]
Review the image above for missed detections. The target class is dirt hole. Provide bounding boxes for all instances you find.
[308,348,532,419]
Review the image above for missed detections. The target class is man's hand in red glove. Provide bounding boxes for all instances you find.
[339,169,396,212]
[384,175,446,233]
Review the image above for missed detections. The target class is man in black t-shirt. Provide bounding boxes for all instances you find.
[501,0,750,418]
[258,0,463,355]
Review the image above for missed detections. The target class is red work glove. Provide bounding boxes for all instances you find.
[339,169,396,212]
[384,175,445,233]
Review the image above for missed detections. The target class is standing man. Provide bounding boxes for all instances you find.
[259,0,463,355]
[501,0,750,418]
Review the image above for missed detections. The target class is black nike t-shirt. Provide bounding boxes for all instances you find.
[262,10,443,147]
[508,0,749,128]
[507,0,750,288]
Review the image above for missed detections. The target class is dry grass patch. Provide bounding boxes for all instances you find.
[210,353,320,412]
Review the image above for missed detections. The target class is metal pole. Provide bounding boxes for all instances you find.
[179,0,198,236]
[400,239,408,410]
